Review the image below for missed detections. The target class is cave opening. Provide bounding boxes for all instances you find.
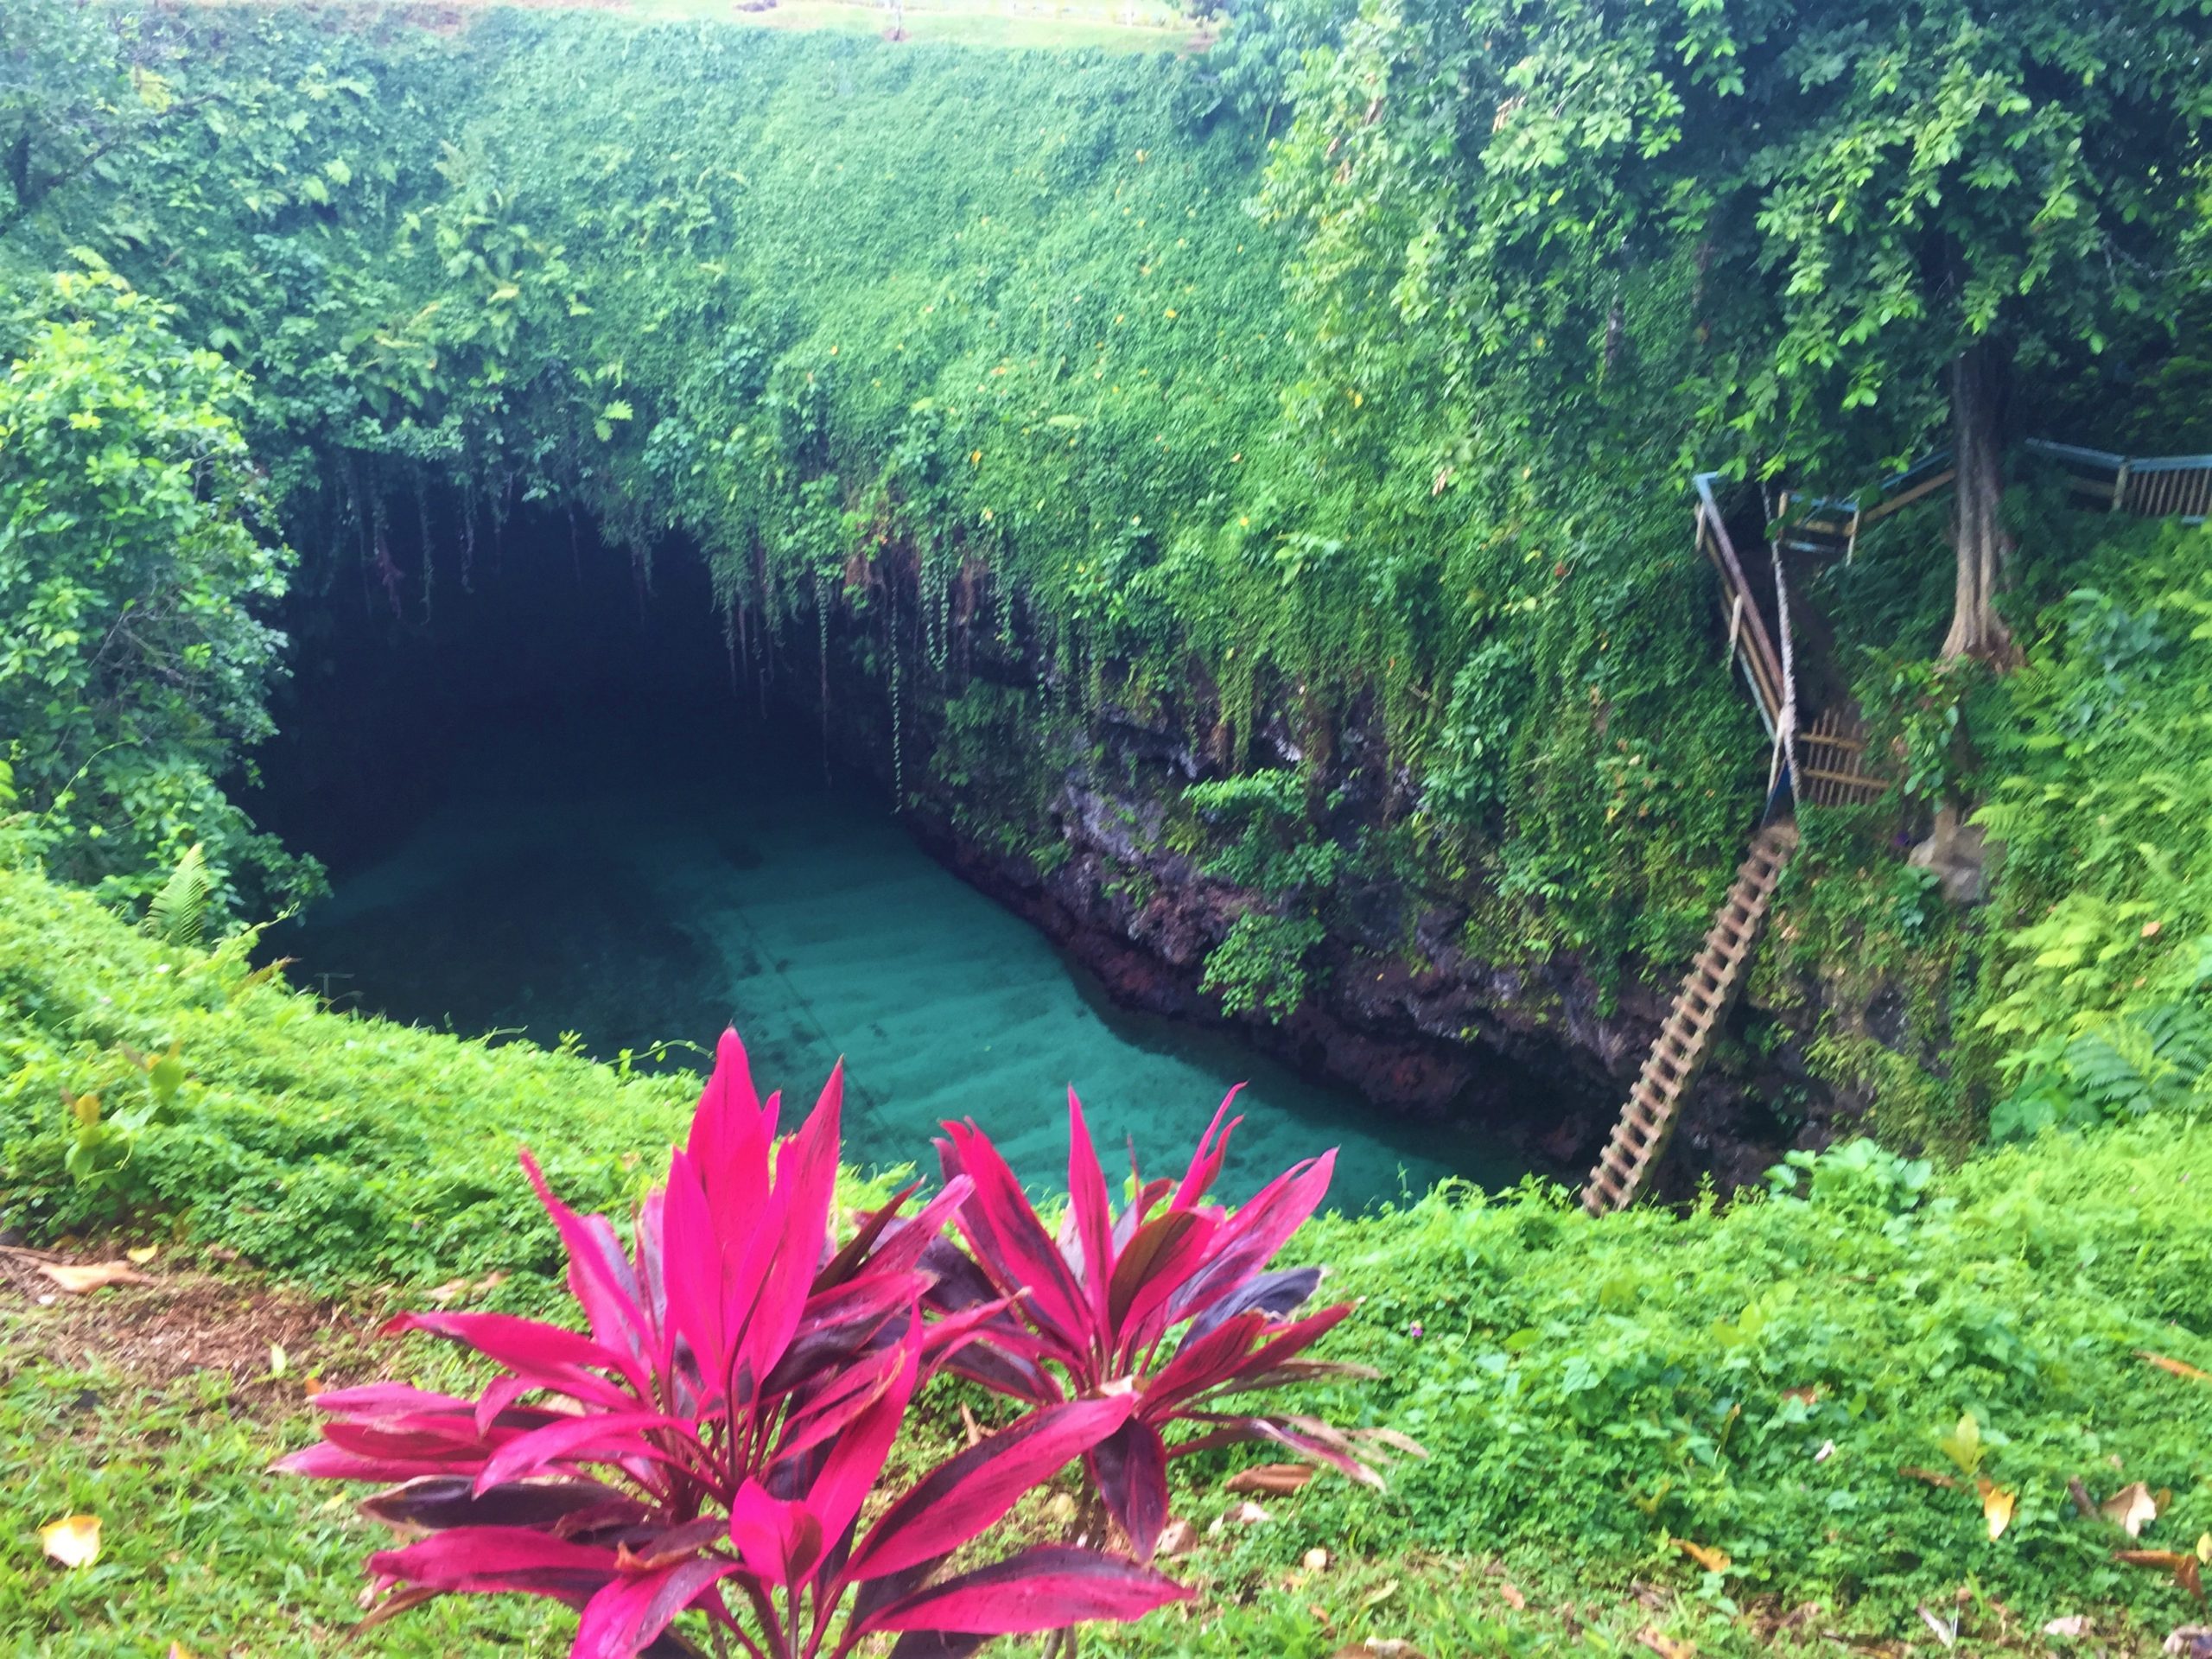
[247,505,1542,1205]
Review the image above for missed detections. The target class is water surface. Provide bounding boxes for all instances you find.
[269,721,1525,1207]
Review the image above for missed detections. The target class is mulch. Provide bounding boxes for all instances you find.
[0,1245,371,1403]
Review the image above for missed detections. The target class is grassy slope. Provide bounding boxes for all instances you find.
[4,860,2210,1654]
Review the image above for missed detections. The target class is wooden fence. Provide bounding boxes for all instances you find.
[2024,439,2212,524]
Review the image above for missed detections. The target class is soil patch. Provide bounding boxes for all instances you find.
[0,1247,370,1402]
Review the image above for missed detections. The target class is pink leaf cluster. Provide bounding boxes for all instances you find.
[930,1088,1404,1561]
[278,1030,1187,1659]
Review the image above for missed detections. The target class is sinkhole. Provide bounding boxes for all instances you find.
[249,507,1541,1207]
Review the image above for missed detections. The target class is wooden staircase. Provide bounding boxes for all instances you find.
[1580,820,1799,1216]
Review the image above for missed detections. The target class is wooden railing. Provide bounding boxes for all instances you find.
[1692,473,1786,735]
[2024,439,2212,524]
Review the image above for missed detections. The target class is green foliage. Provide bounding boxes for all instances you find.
[3,0,2207,1084]
[10,849,2211,1644]
[1856,652,1991,805]
[1276,0,2212,479]
[1276,1128,2212,1630]
[0,859,695,1281]
[0,3,1785,993]
[143,841,213,948]
[1973,521,2212,1070]
[0,265,319,915]
[1201,907,1325,1019]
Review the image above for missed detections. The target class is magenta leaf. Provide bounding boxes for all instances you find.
[469,1409,701,1495]
[1089,1418,1170,1562]
[285,1027,1186,1659]
[573,1556,740,1659]
[847,1394,1138,1582]
[1065,1091,1116,1331]
[925,1096,1382,1556]
[367,1526,620,1603]
[863,1544,1191,1634]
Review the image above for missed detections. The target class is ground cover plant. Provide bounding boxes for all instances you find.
[6,861,2212,1655]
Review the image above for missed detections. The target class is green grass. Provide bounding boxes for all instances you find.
[0,861,701,1284]
[4,855,2210,1654]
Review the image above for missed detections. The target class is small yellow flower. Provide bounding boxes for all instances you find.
[1164,308,1178,319]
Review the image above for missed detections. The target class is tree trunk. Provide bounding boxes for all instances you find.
[1940,339,2015,663]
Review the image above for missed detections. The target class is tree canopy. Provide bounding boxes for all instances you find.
[0,265,318,911]
[1273,0,2212,655]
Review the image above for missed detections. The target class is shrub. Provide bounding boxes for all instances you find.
[927,1091,1408,1560]
[277,1031,1187,1659]
[0,265,320,915]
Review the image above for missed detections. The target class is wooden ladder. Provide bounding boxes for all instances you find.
[1580,820,1799,1216]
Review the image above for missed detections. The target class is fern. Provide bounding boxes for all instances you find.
[143,842,213,947]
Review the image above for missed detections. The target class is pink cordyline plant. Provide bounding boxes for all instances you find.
[926,1089,1413,1562]
[277,1031,1188,1659]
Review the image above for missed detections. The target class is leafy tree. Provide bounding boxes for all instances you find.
[0,0,185,234]
[1276,0,2212,661]
[0,264,318,912]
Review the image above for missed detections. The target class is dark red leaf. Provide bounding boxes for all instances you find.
[847,1394,1137,1582]
[938,1121,1090,1356]
[1090,1416,1170,1560]
[359,1475,636,1535]
[864,1544,1190,1634]
[574,1555,739,1659]
[369,1525,620,1602]
[1183,1266,1322,1343]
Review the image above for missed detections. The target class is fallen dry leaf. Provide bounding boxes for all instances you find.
[1979,1478,2018,1541]
[2043,1616,2089,1638]
[1636,1625,1694,1659]
[41,1515,101,1569]
[1225,1500,1271,1526]
[1672,1539,1731,1573]
[423,1276,472,1306]
[1900,1465,1961,1490]
[1302,1547,1331,1572]
[1499,1580,1528,1611]
[2139,1351,2212,1385]
[2118,1551,2206,1602]
[1228,1463,1317,1496]
[2105,1481,2161,1539]
[2164,1625,2212,1658]
[37,1261,149,1294]
[1155,1518,1198,1559]
[126,1244,160,1266]
[1328,1644,1427,1659]
[1918,1605,1958,1649]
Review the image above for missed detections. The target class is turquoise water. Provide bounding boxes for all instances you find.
[267,721,1525,1209]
